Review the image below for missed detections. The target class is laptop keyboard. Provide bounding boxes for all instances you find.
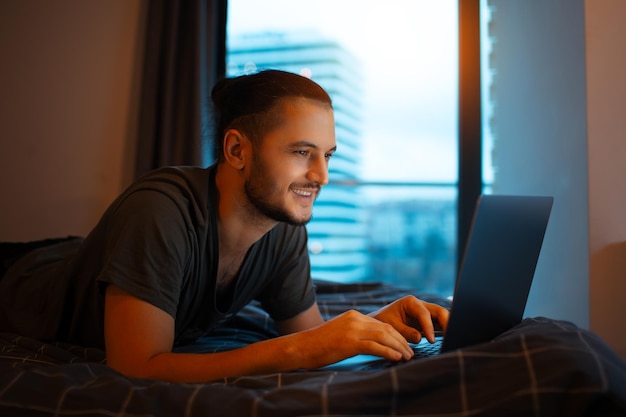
[412,338,443,358]
[359,337,443,370]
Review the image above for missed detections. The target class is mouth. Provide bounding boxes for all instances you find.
[291,185,320,200]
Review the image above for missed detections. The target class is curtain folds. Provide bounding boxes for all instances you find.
[135,0,226,178]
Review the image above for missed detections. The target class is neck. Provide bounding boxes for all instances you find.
[214,163,277,254]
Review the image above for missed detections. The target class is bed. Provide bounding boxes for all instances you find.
[1,279,625,417]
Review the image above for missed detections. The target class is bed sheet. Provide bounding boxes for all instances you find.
[1,281,625,416]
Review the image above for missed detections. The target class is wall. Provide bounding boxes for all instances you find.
[489,1,590,327]
[0,0,145,240]
[489,0,626,360]
[585,0,626,360]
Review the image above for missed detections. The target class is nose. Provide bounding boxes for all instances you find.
[307,155,329,186]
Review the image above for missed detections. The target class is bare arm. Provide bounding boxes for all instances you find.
[104,285,414,382]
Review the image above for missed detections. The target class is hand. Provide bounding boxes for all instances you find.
[295,309,416,369]
[369,295,449,344]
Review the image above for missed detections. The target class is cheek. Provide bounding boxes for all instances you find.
[268,158,297,181]
[250,161,286,195]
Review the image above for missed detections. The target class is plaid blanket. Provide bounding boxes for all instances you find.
[1,281,625,416]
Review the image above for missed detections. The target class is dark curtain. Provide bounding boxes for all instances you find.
[135,0,227,178]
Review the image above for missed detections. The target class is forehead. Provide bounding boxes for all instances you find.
[275,96,333,118]
[265,97,335,142]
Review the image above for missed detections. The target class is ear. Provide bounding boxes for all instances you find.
[222,129,250,170]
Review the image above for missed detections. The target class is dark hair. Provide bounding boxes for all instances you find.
[211,69,333,162]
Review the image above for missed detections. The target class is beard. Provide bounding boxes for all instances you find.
[244,158,319,227]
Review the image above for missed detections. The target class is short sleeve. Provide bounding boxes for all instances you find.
[97,190,191,319]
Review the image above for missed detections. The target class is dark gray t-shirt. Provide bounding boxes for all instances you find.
[0,165,316,349]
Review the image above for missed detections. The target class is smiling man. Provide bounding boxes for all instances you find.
[0,70,448,383]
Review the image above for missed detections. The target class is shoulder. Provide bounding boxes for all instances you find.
[113,166,215,226]
[130,166,213,200]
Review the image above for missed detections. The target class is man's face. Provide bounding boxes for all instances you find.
[244,98,336,226]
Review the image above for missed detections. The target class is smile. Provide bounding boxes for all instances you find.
[293,189,313,196]
[291,186,319,198]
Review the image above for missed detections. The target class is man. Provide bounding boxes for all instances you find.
[0,70,448,383]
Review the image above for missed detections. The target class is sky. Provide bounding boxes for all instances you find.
[227,0,460,183]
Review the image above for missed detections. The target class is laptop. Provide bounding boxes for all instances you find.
[322,194,554,371]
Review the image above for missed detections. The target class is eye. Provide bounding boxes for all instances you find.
[295,149,310,157]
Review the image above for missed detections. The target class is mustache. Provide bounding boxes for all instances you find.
[292,183,321,192]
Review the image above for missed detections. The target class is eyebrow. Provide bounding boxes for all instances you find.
[289,141,337,153]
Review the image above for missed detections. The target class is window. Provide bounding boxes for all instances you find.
[227,1,459,297]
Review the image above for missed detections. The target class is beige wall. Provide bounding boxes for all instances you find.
[585,0,626,360]
[0,0,145,240]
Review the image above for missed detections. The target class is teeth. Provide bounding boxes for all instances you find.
[293,188,313,196]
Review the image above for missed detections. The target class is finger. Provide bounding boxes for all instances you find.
[375,322,414,359]
[419,302,450,334]
[393,321,424,344]
[358,340,410,362]
[401,297,439,343]
[361,322,414,360]
[338,311,414,360]
[405,298,452,343]
[429,304,450,332]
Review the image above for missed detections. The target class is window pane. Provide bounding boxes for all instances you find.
[227,0,458,297]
